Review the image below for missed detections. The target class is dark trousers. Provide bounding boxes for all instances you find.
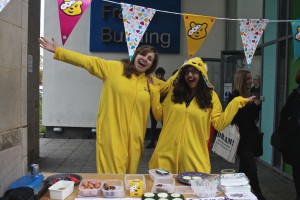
[238,151,264,198]
[292,158,300,200]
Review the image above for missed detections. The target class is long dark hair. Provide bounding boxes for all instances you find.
[121,45,158,78]
[172,66,213,109]
[233,69,250,98]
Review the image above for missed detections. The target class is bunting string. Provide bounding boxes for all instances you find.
[102,0,300,22]
[51,0,300,67]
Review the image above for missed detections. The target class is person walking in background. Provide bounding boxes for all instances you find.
[250,75,261,96]
[147,57,255,174]
[228,70,265,200]
[38,37,173,174]
[278,69,300,200]
[147,67,166,149]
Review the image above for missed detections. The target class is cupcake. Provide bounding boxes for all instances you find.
[157,192,169,198]
[192,176,202,180]
[183,175,192,183]
[143,192,155,198]
[170,193,181,198]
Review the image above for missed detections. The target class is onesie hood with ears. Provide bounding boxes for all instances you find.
[180,57,213,88]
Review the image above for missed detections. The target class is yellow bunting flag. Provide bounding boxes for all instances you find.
[183,14,216,59]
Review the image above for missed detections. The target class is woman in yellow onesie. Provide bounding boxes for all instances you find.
[148,57,255,174]
[38,37,171,174]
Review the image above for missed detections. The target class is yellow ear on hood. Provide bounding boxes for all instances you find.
[180,57,213,88]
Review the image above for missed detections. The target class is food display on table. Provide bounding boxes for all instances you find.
[39,172,258,199]
[142,192,185,200]
[151,177,175,193]
[101,179,125,198]
[46,173,82,186]
[48,180,74,200]
[124,174,146,190]
[78,179,102,197]
[129,179,144,197]
[149,169,173,180]
[176,172,212,185]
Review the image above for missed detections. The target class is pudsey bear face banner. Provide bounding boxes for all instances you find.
[58,0,92,45]
[183,14,216,59]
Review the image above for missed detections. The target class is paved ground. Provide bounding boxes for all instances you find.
[38,138,297,200]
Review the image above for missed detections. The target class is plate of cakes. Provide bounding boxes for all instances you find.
[142,192,184,200]
[176,172,212,185]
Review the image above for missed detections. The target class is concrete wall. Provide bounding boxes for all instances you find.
[42,0,226,129]
[0,0,40,196]
[0,0,28,196]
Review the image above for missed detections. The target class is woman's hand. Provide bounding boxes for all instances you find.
[38,37,58,53]
[253,98,261,105]
[246,95,257,102]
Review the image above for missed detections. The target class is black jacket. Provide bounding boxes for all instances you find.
[278,86,300,160]
[228,90,260,154]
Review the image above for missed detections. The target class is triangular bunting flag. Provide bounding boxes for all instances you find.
[0,0,11,13]
[121,3,156,59]
[57,0,92,45]
[183,14,216,59]
[290,21,300,61]
[240,19,269,68]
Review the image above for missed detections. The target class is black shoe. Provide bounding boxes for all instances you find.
[146,142,155,149]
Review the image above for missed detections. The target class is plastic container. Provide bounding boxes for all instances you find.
[8,174,44,194]
[220,173,249,187]
[174,186,194,194]
[48,180,74,200]
[149,169,173,180]
[101,179,125,198]
[124,174,146,190]
[151,177,175,193]
[78,179,102,197]
[191,179,218,198]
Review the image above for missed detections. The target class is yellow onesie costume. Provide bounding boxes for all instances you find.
[54,47,170,173]
[148,57,248,174]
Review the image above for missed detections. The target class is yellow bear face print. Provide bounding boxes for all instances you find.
[60,0,83,16]
[187,21,208,40]
[129,180,143,197]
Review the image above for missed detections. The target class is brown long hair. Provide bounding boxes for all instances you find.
[121,45,158,78]
[172,66,213,109]
[233,69,251,97]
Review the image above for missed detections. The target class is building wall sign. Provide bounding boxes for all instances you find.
[90,0,181,53]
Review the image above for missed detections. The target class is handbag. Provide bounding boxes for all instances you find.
[212,124,240,163]
[271,128,281,150]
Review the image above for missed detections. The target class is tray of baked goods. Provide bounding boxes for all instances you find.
[142,192,185,200]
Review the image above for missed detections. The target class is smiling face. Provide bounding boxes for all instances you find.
[133,52,155,75]
[246,72,253,89]
[184,66,200,90]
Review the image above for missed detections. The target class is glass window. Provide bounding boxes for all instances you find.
[278,0,287,37]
